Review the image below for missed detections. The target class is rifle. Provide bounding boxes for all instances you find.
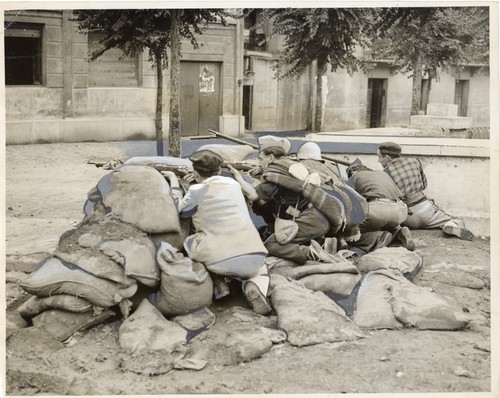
[208,129,351,166]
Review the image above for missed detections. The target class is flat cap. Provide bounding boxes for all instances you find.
[189,149,224,175]
[378,141,402,157]
[258,135,291,154]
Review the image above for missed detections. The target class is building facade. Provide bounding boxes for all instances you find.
[3,9,490,145]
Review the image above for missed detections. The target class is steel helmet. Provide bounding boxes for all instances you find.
[297,142,322,161]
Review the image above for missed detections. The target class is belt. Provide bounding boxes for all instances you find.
[368,197,399,203]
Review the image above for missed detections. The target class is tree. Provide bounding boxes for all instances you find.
[74,9,231,157]
[371,7,489,116]
[261,8,370,131]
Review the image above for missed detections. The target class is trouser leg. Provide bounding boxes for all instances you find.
[241,263,270,297]
[264,207,330,264]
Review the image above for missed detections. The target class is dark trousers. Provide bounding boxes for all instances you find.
[264,207,330,264]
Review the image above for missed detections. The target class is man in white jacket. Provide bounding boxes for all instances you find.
[162,149,271,315]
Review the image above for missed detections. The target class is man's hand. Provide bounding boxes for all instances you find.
[227,165,259,202]
[248,166,263,177]
[183,172,196,184]
[161,171,180,188]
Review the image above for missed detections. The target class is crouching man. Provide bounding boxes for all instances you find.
[347,162,415,253]
[377,142,474,240]
[162,150,271,315]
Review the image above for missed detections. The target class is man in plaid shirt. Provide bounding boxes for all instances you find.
[377,141,474,241]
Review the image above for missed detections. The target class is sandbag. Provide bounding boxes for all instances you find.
[58,214,159,287]
[390,283,471,330]
[90,165,181,233]
[299,273,362,296]
[196,144,256,162]
[150,242,213,316]
[17,294,94,319]
[99,239,159,287]
[271,281,364,346]
[54,250,134,287]
[19,257,138,308]
[119,299,187,355]
[32,308,115,341]
[270,252,358,280]
[353,269,404,329]
[356,247,422,279]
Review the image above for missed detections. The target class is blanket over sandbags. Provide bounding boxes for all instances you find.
[196,144,256,162]
[270,277,364,347]
[85,165,180,234]
[119,299,187,355]
[19,257,138,308]
[57,215,160,288]
[124,156,193,168]
[356,247,422,279]
[353,269,471,330]
[150,242,213,317]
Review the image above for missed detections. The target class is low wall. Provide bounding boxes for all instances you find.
[5,115,244,145]
[308,133,491,237]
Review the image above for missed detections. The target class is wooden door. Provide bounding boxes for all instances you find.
[180,62,221,136]
[366,78,387,128]
[454,80,469,117]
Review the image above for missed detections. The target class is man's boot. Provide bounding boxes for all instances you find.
[307,240,338,263]
[243,281,272,315]
[442,220,474,241]
[395,226,416,251]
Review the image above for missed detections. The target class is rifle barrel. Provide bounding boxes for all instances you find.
[208,129,259,149]
[208,128,350,166]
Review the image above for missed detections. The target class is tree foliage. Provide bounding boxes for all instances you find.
[74,9,231,156]
[262,8,370,78]
[371,7,489,79]
[369,6,489,116]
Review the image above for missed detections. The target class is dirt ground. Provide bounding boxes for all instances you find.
[3,141,495,396]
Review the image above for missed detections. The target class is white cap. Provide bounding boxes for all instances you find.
[297,142,322,161]
[258,135,291,154]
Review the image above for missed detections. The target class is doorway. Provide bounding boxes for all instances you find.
[366,78,388,128]
[180,62,221,136]
[242,85,252,130]
[454,80,469,117]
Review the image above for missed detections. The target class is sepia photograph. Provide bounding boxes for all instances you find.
[2,1,498,396]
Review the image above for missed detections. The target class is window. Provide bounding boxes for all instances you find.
[4,22,43,85]
[88,33,140,87]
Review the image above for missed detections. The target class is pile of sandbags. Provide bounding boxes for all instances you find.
[16,163,199,340]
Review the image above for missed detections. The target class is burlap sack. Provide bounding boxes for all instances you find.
[151,242,213,316]
[19,257,138,308]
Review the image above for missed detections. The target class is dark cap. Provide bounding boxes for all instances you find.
[347,158,369,177]
[189,149,224,176]
[378,141,402,157]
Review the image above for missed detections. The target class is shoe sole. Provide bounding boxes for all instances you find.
[245,287,272,315]
[443,225,474,241]
[399,227,416,251]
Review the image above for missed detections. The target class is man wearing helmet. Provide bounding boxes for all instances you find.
[296,142,344,186]
[229,135,344,265]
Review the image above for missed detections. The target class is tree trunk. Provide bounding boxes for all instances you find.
[154,52,164,156]
[314,62,327,132]
[410,52,423,116]
[425,74,433,114]
[168,11,182,158]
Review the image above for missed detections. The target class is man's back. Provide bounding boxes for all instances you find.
[384,157,427,206]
